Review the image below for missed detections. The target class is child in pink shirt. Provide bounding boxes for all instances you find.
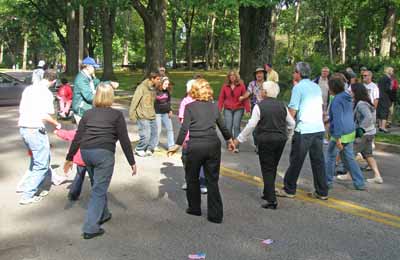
[55,129,92,200]
[179,79,206,193]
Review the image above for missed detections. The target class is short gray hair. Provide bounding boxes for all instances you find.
[262,81,280,98]
[295,62,311,78]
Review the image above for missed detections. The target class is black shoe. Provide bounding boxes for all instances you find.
[83,228,105,239]
[261,195,267,201]
[186,208,201,216]
[99,214,112,225]
[207,217,222,224]
[261,202,278,210]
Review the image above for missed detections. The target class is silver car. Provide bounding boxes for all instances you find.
[0,72,29,106]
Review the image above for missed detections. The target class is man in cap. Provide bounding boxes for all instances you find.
[32,60,46,84]
[72,57,119,124]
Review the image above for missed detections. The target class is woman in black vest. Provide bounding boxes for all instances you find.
[234,81,295,209]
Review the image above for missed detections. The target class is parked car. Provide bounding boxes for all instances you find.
[0,72,29,106]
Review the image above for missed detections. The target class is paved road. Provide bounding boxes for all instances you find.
[1,103,400,260]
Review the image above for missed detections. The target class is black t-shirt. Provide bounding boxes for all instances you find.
[66,107,135,166]
[154,89,171,114]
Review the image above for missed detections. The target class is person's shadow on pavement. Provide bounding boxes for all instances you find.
[157,162,187,210]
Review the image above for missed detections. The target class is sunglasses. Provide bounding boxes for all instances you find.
[362,74,369,77]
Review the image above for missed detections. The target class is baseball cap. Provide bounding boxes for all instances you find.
[82,57,100,68]
[38,60,45,67]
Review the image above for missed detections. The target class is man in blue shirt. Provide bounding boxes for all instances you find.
[276,62,329,200]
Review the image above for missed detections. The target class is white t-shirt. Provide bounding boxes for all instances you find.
[364,82,379,103]
[18,81,54,128]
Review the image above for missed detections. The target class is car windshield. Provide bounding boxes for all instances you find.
[0,73,22,84]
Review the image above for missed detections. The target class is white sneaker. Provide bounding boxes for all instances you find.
[135,149,147,157]
[336,174,352,181]
[145,150,153,156]
[181,183,187,190]
[19,196,42,205]
[233,148,239,153]
[51,170,67,186]
[367,176,383,184]
[200,187,208,194]
[153,146,162,152]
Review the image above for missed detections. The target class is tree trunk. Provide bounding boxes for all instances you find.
[84,6,96,57]
[390,30,397,56]
[269,8,278,61]
[239,5,273,84]
[204,15,210,70]
[66,3,80,76]
[291,1,301,53]
[327,16,333,63]
[0,43,3,64]
[123,40,129,66]
[339,25,346,64]
[184,7,195,70]
[132,0,167,76]
[101,5,116,80]
[22,34,28,70]
[380,4,396,57]
[171,11,178,68]
[210,15,216,69]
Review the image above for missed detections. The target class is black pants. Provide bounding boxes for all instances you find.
[185,139,223,222]
[283,132,328,197]
[258,138,287,203]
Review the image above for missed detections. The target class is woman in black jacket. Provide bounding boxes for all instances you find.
[64,82,136,239]
[168,79,234,224]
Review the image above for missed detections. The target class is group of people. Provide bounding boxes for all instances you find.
[17,56,390,239]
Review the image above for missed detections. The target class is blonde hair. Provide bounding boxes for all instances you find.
[190,79,214,101]
[225,70,243,86]
[93,82,114,108]
[262,81,280,98]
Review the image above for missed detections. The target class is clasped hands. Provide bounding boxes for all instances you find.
[167,138,240,157]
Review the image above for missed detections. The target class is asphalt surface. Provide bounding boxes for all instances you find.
[1,96,400,260]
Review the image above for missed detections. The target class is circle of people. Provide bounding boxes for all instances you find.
[17,57,393,239]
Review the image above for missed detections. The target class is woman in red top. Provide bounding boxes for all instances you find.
[218,70,250,153]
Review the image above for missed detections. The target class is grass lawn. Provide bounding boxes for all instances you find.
[375,133,400,145]
[114,69,228,99]
[113,69,292,102]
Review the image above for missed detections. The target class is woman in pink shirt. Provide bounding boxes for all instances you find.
[218,71,250,152]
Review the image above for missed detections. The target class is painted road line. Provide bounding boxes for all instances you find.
[220,166,400,229]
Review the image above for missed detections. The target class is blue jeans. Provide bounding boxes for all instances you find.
[81,149,114,234]
[155,113,175,149]
[223,109,244,138]
[325,141,365,189]
[136,119,158,151]
[68,166,93,199]
[20,128,51,199]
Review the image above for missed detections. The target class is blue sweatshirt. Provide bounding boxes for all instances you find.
[329,91,355,140]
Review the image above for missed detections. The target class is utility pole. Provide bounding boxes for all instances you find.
[79,5,84,64]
